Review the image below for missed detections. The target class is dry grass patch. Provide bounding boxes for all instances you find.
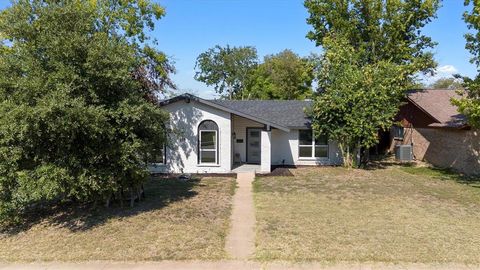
[254,167,480,264]
[0,176,235,262]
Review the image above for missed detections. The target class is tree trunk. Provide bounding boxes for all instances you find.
[119,189,124,208]
[130,188,135,207]
[141,184,146,199]
[338,142,354,168]
[362,147,370,166]
[355,141,361,168]
[136,186,142,202]
[105,193,111,208]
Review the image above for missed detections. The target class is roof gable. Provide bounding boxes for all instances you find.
[209,99,312,128]
[160,94,310,131]
[406,89,468,128]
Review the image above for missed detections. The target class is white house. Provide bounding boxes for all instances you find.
[150,93,342,174]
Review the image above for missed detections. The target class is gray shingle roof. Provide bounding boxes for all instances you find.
[209,99,312,128]
[159,94,313,129]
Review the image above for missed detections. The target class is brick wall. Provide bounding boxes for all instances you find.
[400,128,479,175]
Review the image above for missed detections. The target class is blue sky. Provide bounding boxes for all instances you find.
[153,0,476,98]
[0,1,476,98]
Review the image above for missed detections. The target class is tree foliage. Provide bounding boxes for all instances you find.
[305,0,439,74]
[305,0,440,167]
[244,50,315,100]
[312,38,407,167]
[194,45,258,99]
[194,46,317,100]
[451,0,480,128]
[0,0,173,225]
[429,77,464,90]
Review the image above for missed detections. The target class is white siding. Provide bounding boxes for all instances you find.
[150,99,343,174]
[271,129,296,165]
[271,129,342,166]
[260,130,272,173]
[151,100,232,174]
[232,115,263,163]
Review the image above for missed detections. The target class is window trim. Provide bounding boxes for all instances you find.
[198,129,218,165]
[298,129,329,160]
[393,126,405,141]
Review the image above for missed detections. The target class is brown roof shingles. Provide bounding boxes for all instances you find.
[406,89,468,128]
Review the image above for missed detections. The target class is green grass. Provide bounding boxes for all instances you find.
[0,176,235,262]
[254,167,480,264]
[400,166,480,188]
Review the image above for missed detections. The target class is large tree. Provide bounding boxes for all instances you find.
[194,45,258,99]
[0,0,173,225]
[244,50,315,100]
[312,37,407,167]
[451,0,480,128]
[305,0,440,166]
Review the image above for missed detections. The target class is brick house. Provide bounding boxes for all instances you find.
[390,89,479,175]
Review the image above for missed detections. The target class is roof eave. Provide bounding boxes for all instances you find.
[406,96,442,124]
[427,123,471,129]
[160,94,291,132]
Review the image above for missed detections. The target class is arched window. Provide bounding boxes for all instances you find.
[198,120,219,164]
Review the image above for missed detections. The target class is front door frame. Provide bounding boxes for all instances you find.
[246,127,262,164]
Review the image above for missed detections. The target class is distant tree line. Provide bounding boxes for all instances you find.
[429,77,464,90]
[194,46,317,100]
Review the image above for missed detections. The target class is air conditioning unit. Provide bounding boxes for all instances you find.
[395,145,413,162]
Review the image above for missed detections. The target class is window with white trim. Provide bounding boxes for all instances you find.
[299,130,328,158]
[198,120,219,164]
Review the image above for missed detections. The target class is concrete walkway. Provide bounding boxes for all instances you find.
[225,171,256,260]
[231,164,261,173]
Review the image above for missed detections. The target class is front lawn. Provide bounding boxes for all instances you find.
[254,166,480,263]
[0,176,235,262]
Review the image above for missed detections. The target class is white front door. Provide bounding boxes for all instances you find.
[247,128,262,164]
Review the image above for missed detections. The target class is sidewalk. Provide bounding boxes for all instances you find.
[225,171,256,260]
[0,261,478,270]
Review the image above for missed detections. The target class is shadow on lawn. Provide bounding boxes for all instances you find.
[367,155,480,189]
[259,167,295,177]
[2,176,201,235]
[365,154,415,170]
[400,166,480,188]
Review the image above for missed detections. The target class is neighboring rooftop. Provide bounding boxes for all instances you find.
[407,89,467,128]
